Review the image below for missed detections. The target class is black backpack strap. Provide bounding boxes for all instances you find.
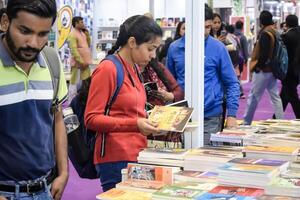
[100,54,125,157]
[41,46,61,114]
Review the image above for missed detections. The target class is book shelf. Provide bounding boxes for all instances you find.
[93,25,176,60]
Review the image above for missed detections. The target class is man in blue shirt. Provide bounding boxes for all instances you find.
[167,5,239,145]
[203,5,240,145]
[166,35,185,90]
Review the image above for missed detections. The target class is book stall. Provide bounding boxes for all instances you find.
[96,119,300,200]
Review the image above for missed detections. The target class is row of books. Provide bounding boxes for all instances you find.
[97,155,300,199]
[97,162,300,200]
[210,119,300,147]
[96,119,300,199]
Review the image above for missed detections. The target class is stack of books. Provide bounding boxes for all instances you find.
[228,158,290,171]
[126,163,180,184]
[116,163,180,193]
[137,148,189,167]
[184,147,243,171]
[264,177,300,197]
[243,145,299,162]
[195,185,264,200]
[210,131,247,146]
[217,161,287,188]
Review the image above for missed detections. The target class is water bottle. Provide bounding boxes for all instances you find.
[62,107,80,134]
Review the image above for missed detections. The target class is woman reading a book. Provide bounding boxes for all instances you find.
[85,15,162,192]
[140,58,184,108]
[139,59,184,148]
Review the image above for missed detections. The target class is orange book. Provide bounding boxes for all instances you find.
[96,188,151,200]
[127,163,179,184]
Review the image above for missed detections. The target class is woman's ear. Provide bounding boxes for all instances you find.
[128,36,137,49]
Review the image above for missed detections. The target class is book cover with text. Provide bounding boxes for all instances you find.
[148,106,193,132]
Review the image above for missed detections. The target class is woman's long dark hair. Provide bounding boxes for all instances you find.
[108,15,162,55]
[148,58,170,91]
[174,21,185,41]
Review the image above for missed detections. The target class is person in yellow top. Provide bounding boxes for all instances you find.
[67,16,92,102]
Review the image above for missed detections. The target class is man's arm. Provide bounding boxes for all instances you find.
[68,34,84,65]
[166,45,177,80]
[219,46,240,127]
[51,106,68,200]
[241,35,249,61]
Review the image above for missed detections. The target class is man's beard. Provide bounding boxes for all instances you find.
[5,28,43,62]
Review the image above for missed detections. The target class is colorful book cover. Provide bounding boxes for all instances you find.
[196,193,256,200]
[148,106,193,132]
[209,186,264,196]
[127,163,176,184]
[161,17,168,27]
[199,171,219,179]
[172,182,217,191]
[96,188,151,200]
[244,145,298,154]
[153,185,205,199]
[174,17,181,26]
[219,163,276,175]
[229,158,288,167]
[116,179,165,191]
[187,148,240,158]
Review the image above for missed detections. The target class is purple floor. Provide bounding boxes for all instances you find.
[236,82,297,120]
[62,82,298,200]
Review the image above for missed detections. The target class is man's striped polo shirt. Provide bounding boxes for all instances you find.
[0,37,68,181]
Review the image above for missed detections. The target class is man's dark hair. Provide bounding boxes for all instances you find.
[72,16,83,28]
[225,24,235,34]
[280,22,286,29]
[259,10,273,26]
[205,4,213,21]
[235,20,244,30]
[6,0,57,25]
[285,15,298,28]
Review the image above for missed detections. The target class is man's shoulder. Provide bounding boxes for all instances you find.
[170,37,184,49]
[207,36,226,49]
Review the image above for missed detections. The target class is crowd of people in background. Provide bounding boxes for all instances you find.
[1,0,300,199]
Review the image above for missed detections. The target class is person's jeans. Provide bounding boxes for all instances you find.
[0,179,53,200]
[95,161,131,192]
[204,116,223,145]
[243,71,283,125]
